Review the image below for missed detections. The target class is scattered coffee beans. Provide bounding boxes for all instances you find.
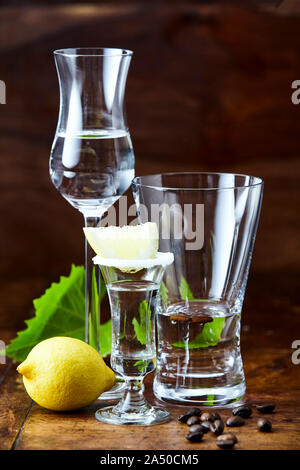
[216,433,237,449]
[256,404,275,414]
[232,405,252,418]
[257,418,272,432]
[226,415,245,427]
[210,419,224,436]
[179,402,276,448]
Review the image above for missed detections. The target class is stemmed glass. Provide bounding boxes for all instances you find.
[94,252,174,425]
[49,48,134,398]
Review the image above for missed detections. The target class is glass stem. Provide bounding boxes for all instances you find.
[83,215,101,352]
[114,378,150,414]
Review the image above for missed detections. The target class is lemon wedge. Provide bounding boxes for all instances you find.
[83,222,159,260]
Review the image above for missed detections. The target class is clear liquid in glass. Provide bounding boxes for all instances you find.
[50,129,134,214]
[107,280,159,379]
[154,300,245,406]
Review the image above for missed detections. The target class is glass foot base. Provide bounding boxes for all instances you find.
[98,381,126,400]
[95,405,171,426]
[153,378,246,408]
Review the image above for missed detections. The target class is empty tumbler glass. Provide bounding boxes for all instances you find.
[132,172,263,406]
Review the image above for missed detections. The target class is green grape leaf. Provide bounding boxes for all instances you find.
[172,317,225,349]
[99,318,112,358]
[189,317,225,348]
[179,276,195,300]
[132,300,152,345]
[203,394,215,406]
[173,276,226,349]
[133,359,152,374]
[159,281,169,306]
[5,265,110,362]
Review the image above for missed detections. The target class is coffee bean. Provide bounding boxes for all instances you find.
[257,418,272,432]
[217,432,238,444]
[216,439,235,449]
[189,408,202,416]
[211,412,222,421]
[256,403,275,414]
[216,433,236,449]
[178,413,190,423]
[226,415,245,427]
[210,419,224,436]
[191,316,213,324]
[171,315,213,324]
[186,431,204,442]
[199,421,211,433]
[232,405,252,419]
[200,412,214,422]
[186,415,201,426]
[189,424,204,434]
[178,408,201,423]
[170,314,190,322]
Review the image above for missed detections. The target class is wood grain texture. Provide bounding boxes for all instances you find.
[13,403,300,450]
[1,272,299,450]
[0,361,33,450]
[8,345,300,450]
[0,3,300,316]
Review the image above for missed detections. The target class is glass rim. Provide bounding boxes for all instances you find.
[132,172,264,191]
[53,47,133,58]
[93,251,174,269]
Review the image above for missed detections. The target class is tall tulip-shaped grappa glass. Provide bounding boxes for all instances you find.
[50,48,134,399]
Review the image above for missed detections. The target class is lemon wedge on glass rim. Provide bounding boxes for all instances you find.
[83,222,159,260]
[83,222,173,273]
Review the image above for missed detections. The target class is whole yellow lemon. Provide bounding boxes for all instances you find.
[17,337,115,411]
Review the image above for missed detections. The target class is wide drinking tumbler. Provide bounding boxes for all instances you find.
[132,172,263,406]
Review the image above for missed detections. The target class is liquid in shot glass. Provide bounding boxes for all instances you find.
[94,251,174,425]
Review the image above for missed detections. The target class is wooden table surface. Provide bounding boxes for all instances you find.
[1,274,300,451]
[1,1,300,451]
[1,346,300,450]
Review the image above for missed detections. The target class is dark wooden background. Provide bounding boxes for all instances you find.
[1,1,300,330]
[0,0,300,451]
[1,0,300,339]
[1,0,300,335]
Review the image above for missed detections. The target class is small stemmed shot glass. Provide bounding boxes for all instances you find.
[93,252,174,426]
